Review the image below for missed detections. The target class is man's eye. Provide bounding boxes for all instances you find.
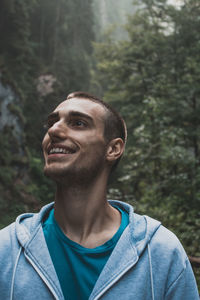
[71,120,86,127]
[76,120,84,126]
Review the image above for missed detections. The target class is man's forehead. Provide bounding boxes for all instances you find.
[54,98,106,118]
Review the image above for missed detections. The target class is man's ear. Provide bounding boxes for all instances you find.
[106,138,125,163]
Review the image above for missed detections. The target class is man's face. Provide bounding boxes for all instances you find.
[42,98,108,183]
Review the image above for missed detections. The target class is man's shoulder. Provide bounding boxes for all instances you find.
[0,202,54,239]
[0,211,38,247]
[146,219,188,265]
[134,213,183,244]
[132,213,188,262]
[113,201,186,257]
[0,222,15,241]
[0,222,18,260]
[152,222,185,250]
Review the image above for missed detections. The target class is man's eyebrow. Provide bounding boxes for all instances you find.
[46,110,94,123]
[47,111,59,121]
[68,111,94,122]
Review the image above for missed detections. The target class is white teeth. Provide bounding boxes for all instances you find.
[49,147,74,154]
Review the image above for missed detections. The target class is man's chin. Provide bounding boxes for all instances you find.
[43,166,64,181]
[43,164,103,186]
[43,165,76,182]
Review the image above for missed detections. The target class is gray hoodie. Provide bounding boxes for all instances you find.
[0,200,199,300]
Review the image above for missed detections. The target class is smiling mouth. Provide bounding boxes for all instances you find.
[48,147,76,155]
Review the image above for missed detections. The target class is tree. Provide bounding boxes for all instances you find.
[0,0,96,226]
[94,0,200,285]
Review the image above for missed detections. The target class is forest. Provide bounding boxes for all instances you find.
[0,0,199,287]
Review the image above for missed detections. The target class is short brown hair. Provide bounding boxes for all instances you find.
[66,91,127,171]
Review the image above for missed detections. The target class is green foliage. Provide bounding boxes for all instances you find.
[24,0,95,150]
[0,0,199,288]
[93,0,135,41]
[94,0,200,287]
[0,0,95,226]
[28,152,55,203]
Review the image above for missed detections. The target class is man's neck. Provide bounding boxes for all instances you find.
[53,176,121,248]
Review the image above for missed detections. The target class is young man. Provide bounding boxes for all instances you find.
[0,92,199,300]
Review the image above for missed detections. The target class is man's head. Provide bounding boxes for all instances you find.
[67,92,127,168]
[42,92,127,183]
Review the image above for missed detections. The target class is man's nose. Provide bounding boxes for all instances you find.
[48,120,67,141]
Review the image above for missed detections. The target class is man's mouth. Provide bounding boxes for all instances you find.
[49,147,75,155]
[47,145,77,156]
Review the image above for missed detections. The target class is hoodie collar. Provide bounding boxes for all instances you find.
[90,200,161,299]
[15,202,54,247]
[15,200,161,300]
[15,202,64,300]
[15,200,160,250]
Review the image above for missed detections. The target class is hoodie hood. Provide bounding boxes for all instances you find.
[15,202,54,248]
[15,200,161,255]
[14,200,161,300]
[2,200,198,300]
[110,200,161,255]
[14,202,65,300]
[89,200,161,300]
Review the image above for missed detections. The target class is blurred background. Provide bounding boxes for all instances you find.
[0,0,199,287]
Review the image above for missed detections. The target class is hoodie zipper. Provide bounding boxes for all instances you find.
[10,247,22,300]
[24,253,63,300]
[148,244,155,300]
[91,257,139,300]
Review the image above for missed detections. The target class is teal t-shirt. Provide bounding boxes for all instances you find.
[43,205,129,300]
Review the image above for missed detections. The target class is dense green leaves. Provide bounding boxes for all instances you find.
[94,0,200,285]
[0,0,199,287]
[0,0,95,223]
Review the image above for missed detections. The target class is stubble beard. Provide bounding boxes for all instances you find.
[43,151,107,188]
